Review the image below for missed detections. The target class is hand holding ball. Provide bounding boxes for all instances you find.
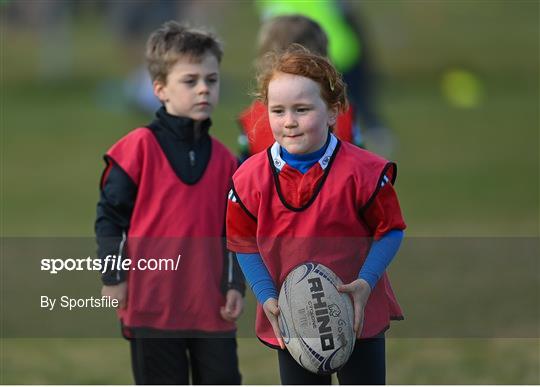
[277,263,355,374]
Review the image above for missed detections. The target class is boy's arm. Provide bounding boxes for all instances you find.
[221,250,246,296]
[221,200,246,295]
[95,159,137,285]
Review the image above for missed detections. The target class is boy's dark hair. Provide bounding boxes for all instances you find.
[257,15,328,59]
[146,21,223,84]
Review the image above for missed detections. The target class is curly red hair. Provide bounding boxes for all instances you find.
[256,45,348,113]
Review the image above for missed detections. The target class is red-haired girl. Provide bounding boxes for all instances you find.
[227,47,406,384]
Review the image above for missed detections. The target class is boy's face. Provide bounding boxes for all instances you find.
[268,72,337,155]
[154,53,220,120]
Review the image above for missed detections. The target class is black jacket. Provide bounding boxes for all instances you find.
[95,107,245,295]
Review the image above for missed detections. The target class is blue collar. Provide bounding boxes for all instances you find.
[279,135,331,174]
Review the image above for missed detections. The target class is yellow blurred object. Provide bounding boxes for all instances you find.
[441,69,483,108]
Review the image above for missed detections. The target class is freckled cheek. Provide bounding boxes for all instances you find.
[270,127,282,139]
[299,118,318,134]
[269,117,282,136]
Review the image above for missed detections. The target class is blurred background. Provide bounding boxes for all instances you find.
[1,0,538,384]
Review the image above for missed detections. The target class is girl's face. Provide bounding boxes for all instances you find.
[267,72,337,154]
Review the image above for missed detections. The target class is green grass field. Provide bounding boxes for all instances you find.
[1,1,538,384]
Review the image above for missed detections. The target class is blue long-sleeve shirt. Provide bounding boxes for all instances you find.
[237,230,403,305]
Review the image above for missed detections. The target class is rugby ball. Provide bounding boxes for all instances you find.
[278,262,355,374]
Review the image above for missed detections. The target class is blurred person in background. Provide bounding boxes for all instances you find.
[237,14,360,163]
[256,0,396,156]
[1,0,74,80]
[101,0,184,114]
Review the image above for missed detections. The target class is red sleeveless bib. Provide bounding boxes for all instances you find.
[107,127,237,333]
[231,135,403,345]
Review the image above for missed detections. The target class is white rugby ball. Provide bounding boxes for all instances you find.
[278,262,355,374]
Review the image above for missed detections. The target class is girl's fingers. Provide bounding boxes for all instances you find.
[337,283,353,293]
[264,300,285,349]
[269,318,285,350]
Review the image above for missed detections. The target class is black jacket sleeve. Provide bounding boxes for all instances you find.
[221,210,246,296]
[95,158,137,285]
[221,250,246,296]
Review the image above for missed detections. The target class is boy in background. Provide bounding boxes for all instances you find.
[95,21,244,385]
[237,14,361,162]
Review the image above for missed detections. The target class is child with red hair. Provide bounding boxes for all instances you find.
[227,46,406,384]
[237,15,360,162]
